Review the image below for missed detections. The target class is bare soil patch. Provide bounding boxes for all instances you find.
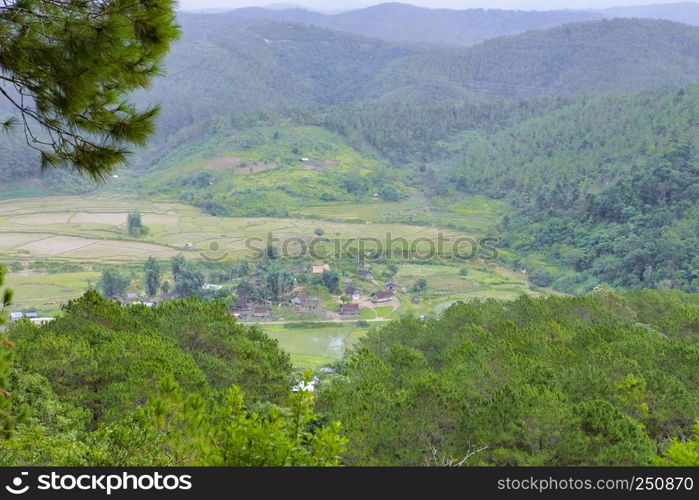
[203,156,242,172]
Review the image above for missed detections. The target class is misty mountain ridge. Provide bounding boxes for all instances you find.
[138,15,699,137]
[215,2,699,47]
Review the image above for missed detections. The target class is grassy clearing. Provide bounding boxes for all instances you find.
[5,271,100,316]
[359,308,377,320]
[261,322,368,372]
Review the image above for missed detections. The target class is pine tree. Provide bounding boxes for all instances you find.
[0,0,179,178]
[0,265,22,439]
[143,257,161,297]
[99,268,129,298]
[127,212,147,237]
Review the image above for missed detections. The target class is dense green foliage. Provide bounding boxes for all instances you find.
[0,266,22,439]
[442,85,699,292]
[143,257,161,296]
[657,420,699,466]
[75,377,346,466]
[0,291,349,465]
[1,286,697,466]
[99,268,130,298]
[0,372,344,466]
[318,291,699,465]
[380,19,699,99]
[0,0,179,178]
[8,292,292,418]
[171,256,205,298]
[127,212,148,237]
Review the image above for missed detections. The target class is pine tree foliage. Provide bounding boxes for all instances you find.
[0,0,179,179]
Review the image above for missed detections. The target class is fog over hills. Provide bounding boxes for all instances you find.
[218,2,699,46]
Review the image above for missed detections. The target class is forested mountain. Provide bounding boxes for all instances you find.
[227,3,602,47]
[5,15,699,186]
[599,2,699,25]
[222,2,699,47]
[133,17,421,142]
[439,85,699,293]
[134,15,699,142]
[374,19,699,99]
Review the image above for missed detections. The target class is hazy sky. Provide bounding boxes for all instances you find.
[178,0,693,13]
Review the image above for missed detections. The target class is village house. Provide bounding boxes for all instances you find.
[252,306,270,318]
[234,295,252,311]
[290,265,306,274]
[344,287,361,301]
[290,294,320,311]
[202,283,223,291]
[9,312,53,324]
[9,312,25,322]
[292,376,320,393]
[135,301,156,308]
[385,281,398,292]
[371,290,394,303]
[356,269,373,280]
[340,302,360,316]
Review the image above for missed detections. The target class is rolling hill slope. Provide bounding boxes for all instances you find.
[442,84,699,292]
[227,3,602,47]
[224,2,699,46]
[599,1,699,25]
[371,18,699,99]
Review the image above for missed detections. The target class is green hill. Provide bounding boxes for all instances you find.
[133,120,406,217]
[373,18,699,99]
[228,3,602,47]
[442,85,699,292]
[133,17,420,142]
[6,16,699,194]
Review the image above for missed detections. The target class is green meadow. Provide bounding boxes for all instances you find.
[261,322,369,372]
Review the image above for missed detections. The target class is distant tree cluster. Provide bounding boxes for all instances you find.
[99,268,130,298]
[127,212,148,238]
[171,255,204,298]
